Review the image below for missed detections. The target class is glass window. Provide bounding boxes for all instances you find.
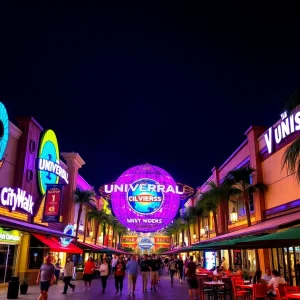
[0,244,18,283]
[28,235,49,269]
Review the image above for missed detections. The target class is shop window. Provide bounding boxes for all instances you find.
[0,244,17,283]
[28,235,49,269]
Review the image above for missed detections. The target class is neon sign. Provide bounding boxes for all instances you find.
[100,163,186,232]
[264,111,300,154]
[139,238,153,250]
[60,224,75,247]
[0,102,9,167]
[0,187,34,214]
[37,129,68,195]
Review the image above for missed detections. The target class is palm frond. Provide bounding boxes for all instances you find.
[284,88,300,115]
[74,188,95,204]
[282,137,300,183]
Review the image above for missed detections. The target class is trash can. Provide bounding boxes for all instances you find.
[7,276,19,299]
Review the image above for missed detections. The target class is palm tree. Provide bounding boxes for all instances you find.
[87,209,109,245]
[114,222,127,248]
[282,89,300,183]
[193,200,207,241]
[165,224,177,247]
[74,188,95,245]
[182,208,196,245]
[226,166,267,227]
[200,185,220,236]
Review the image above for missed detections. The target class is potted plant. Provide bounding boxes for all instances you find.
[20,278,28,295]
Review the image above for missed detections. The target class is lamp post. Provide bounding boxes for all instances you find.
[230,207,238,224]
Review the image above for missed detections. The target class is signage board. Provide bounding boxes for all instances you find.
[43,184,63,222]
[0,187,34,214]
[264,111,300,154]
[0,101,9,168]
[0,229,21,243]
[100,163,190,232]
[138,238,153,250]
[60,224,75,247]
[37,129,68,195]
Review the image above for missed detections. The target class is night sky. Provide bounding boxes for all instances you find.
[0,3,299,190]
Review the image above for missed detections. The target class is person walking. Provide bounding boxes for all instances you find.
[126,254,139,296]
[111,255,118,275]
[62,257,75,294]
[83,257,96,291]
[185,256,199,300]
[149,254,159,292]
[36,255,55,300]
[168,257,177,287]
[115,257,126,295]
[100,258,109,293]
[54,259,62,284]
[177,256,184,283]
[140,254,150,292]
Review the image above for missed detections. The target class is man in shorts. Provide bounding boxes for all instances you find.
[185,256,199,300]
[36,255,55,300]
[149,254,159,292]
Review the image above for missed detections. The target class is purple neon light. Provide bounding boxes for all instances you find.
[111,163,180,232]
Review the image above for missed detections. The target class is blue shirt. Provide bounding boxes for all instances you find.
[126,260,139,275]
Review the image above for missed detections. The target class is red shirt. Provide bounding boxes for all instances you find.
[115,262,126,276]
[84,261,96,274]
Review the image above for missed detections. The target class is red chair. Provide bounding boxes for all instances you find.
[284,286,299,294]
[232,280,250,300]
[277,283,290,300]
[252,284,268,300]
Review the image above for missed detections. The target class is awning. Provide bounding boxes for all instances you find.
[32,234,83,254]
[76,241,128,255]
[237,227,300,248]
[0,215,73,238]
[193,211,300,246]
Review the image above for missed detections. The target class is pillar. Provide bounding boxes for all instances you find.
[245,126,266,222]
[61,152,85,227]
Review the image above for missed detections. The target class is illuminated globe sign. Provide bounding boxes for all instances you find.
[37,129,69,195]
[101,163,191,232]
[139,238,153,250]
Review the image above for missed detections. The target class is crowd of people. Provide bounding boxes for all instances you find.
[35,252,288,300]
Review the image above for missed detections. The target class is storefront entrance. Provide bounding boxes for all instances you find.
[0,244,18,283]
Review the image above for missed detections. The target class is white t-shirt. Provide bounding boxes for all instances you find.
[100,263,109,276]
[262,274,272,283]
[111,258,118,268]
[269,276,286,294]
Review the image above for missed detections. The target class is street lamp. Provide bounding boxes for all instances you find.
[200,228,205,237]
[230,207,238,224]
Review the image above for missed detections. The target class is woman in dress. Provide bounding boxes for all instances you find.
[99,258,109,293]
[83,257,96,291]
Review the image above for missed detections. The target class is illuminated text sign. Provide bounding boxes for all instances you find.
[38,158,69,184]
[0,187,34,214]
[264,111,300,154]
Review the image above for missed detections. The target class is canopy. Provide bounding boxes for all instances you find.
[32,234,83,254]
[237,227,300,248]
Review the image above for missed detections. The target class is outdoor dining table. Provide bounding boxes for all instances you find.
[203,282,225,300]
[286,293,300,300]
[236,284,253,289]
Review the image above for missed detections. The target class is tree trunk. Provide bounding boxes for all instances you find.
[197,215,201,242]
[181,230,184,247]
[75,204,82,245]
[112,228,115,248]
[188,223,192,245]
[224,200,229,234]
[244,192,251,226]
[94,221,99,245]
[102,223,106,246]
[213,211,219,236]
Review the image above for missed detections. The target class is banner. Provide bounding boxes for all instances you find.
[43,184,63,222]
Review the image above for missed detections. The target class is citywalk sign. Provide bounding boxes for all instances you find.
[0,187,34,214]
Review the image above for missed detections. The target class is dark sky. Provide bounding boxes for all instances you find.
[0,2,299,190]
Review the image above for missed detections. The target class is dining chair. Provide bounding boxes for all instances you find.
[278,283,290,300]
[252,283,268,300]
[232,279,250,300]
[284,286,299,294]
[217,280,233,300]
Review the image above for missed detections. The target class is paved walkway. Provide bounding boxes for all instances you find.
[0,275,189,300]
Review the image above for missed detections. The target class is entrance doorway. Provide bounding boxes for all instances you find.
[0,244,18,283]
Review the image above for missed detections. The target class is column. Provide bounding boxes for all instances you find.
[244,126,266,222]
[61,152,85,227]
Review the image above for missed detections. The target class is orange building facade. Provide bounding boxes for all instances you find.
[0,102,109,285]
[189,110,300,284]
